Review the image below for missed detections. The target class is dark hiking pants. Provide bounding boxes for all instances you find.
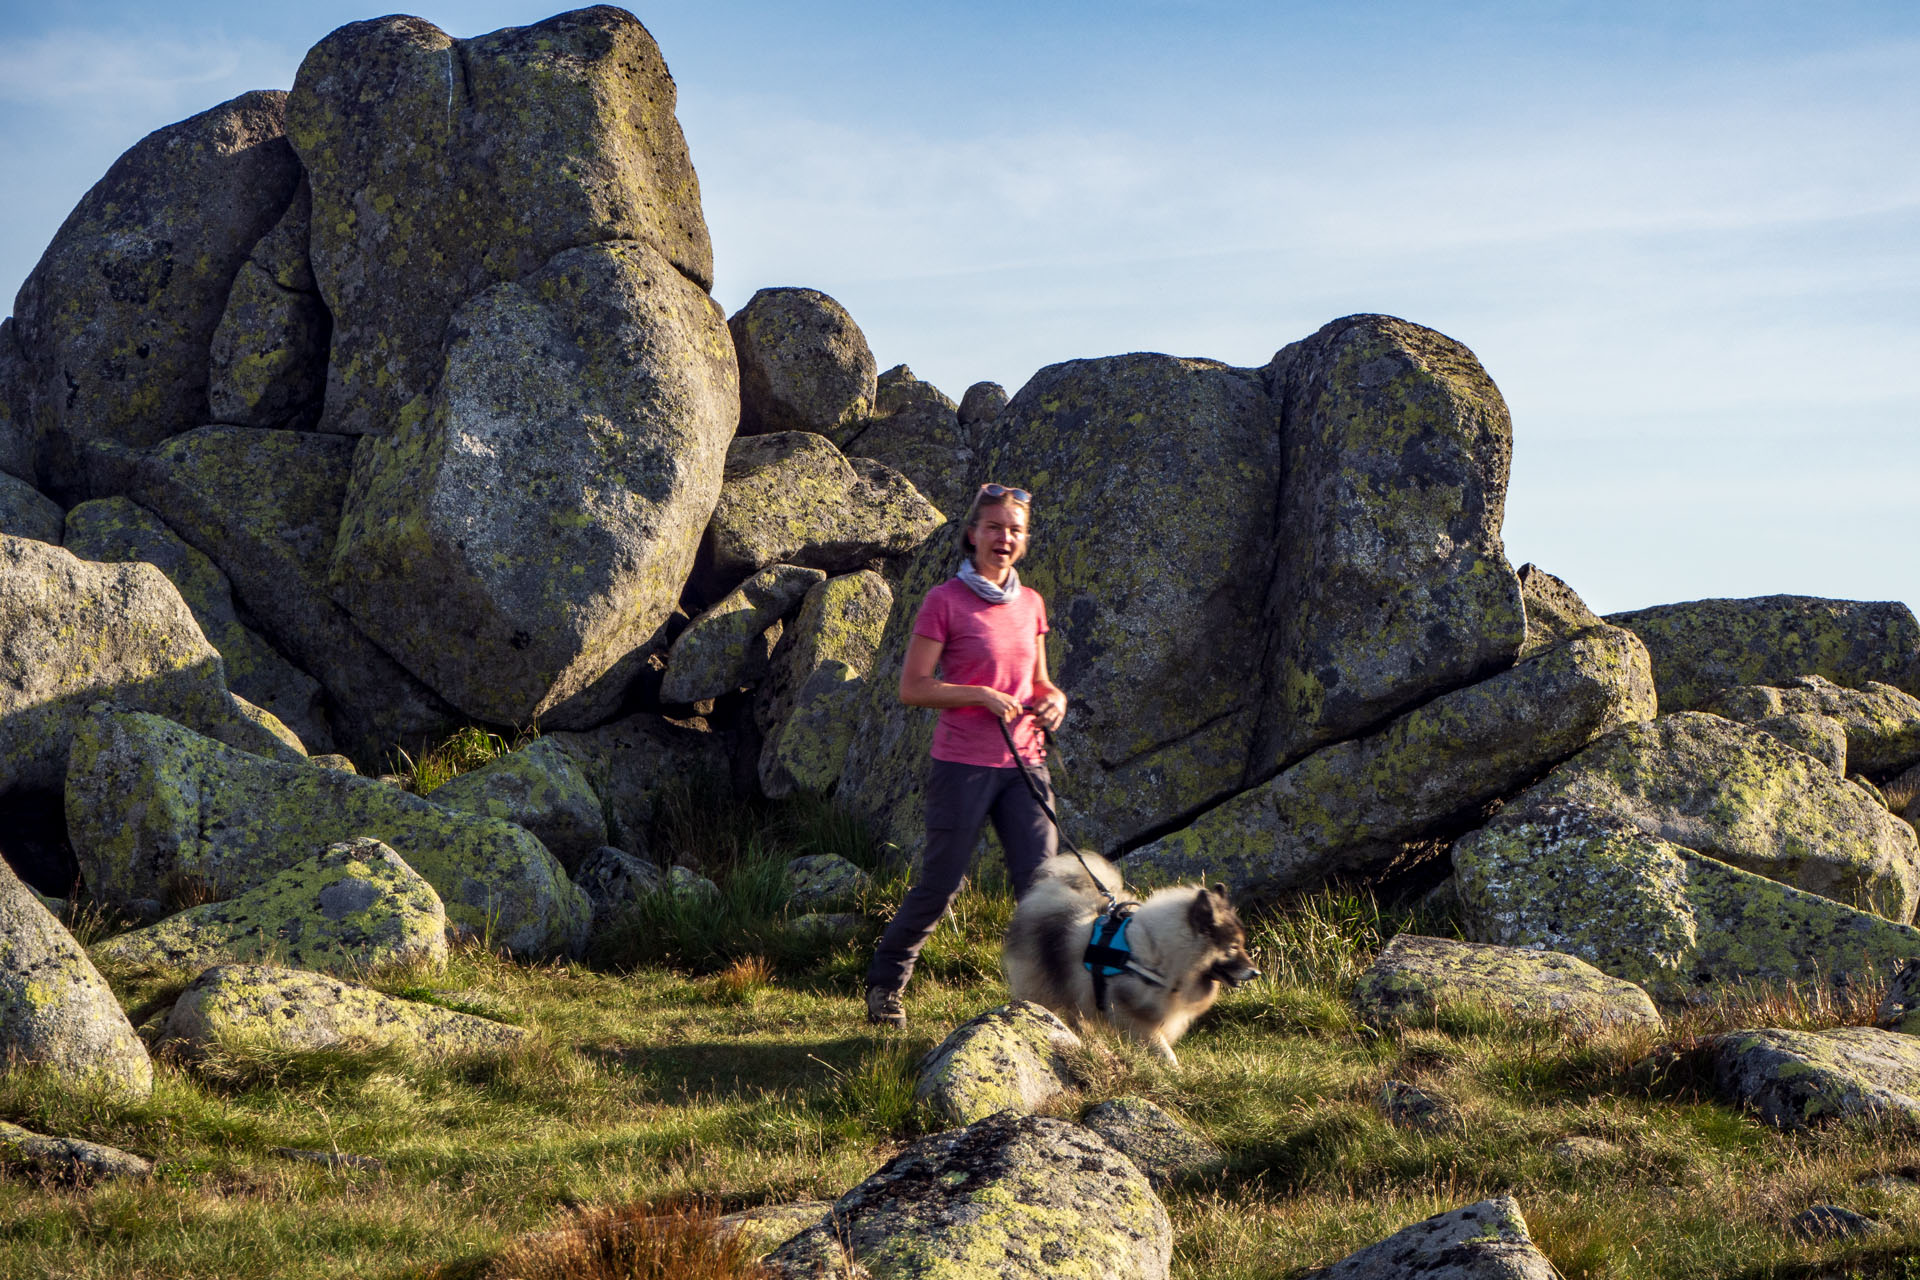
[865,758,1058,993]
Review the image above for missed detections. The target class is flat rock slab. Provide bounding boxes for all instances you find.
[0,1121,151,1182]
[92,837,447,977]
[715,1201,835,1259]
[0,859,152,1100]
[1081,1097,1223,1188]
[1709,1026,1920,1129]
[160,964,529,1057]
[914,1000,1082,1126]
[69,711,588,955]
[1321,1196,1556,1279]
[764,1110,1172,1280]
[1354,934,1662,1034]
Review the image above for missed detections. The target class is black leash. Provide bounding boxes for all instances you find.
[994,714,1111,901]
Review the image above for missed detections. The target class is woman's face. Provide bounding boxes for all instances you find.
[970,500,1029,579]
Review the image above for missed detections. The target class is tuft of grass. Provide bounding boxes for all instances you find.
[484,1200,771,1280]
[398,725,533,796]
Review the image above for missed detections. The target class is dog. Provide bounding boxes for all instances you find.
[1003,851,1260,1065]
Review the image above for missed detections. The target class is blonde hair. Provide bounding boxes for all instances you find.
[958,484,1032,557]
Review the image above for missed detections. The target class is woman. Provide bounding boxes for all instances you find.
[865,483,1068,1027]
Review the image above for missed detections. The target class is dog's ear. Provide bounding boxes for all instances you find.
[1211,882,1229,901]
[1188,889,1215,931]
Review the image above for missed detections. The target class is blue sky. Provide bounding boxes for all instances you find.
[3,1,1915,615]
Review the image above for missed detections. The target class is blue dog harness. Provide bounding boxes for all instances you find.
[1084,902,1167,1012]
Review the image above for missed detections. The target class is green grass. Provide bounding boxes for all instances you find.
[12,799,1920,1279]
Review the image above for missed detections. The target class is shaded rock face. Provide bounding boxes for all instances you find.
[329,238,738,727]
[544,712,729,854]
[698,432,943,601]
[1125,625,1655,899]
[1708,1026,1920,1130]
[1453,800,1920,999]
[1873,958,1920,1035]
[765,1110,1172,1280]
[63,496,332,754]
[160,963,528,1056]
[1516,563,1603,660]
[1321,1196,1556,1280]
[286,8,712,440]
[1253,315,1525,773]
[427,738,609,873]
[11,90,302,500]
[836,365,978,520]
[730,287,877,437]
[784,853,869,909]
[757,570,892,798]
[913,1001,1082,1126]
[1354,934,1662,1033]
[91,837,447,977]
[958,380,1009,426]
[0,1121,152,1183]
[206,178,330,430]
[0,320,33,482]
[0,472,63,545]
[68,712,588,955]
[1706,674,1920,778]
[1080,1097,1223,1189]
[0,860,152,1100]
[1606,595,1920,710]
[662,564,824,705]
[131,425,456,762]
[572,845,661,924]
[1492,712,1920,921]
[0,534,258,798]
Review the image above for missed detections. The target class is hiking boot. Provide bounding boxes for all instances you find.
[865,985,906,1028]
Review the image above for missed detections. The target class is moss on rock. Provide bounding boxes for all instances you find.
[0,1121,151,1183]
[1353,933,1662,1033]
[206,178,329,430]
[1707,1026,1920,1129]
[913,1000,1083,1127]
[68,711,588,955]
[1707,674,1920,777]
[662,564,825,705]
[427,738,607,873]
[1517,563,1604,660]
[92,836,447,977]
[1320,1196,1555,1279]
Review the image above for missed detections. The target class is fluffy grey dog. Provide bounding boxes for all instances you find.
[1003,852,1259,1065]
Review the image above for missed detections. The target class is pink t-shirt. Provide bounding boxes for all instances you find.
[913,577,1050,766]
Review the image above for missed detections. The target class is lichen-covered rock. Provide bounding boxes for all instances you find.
[786,911,863,940]
[731,287,877,437]
[1606,595,1920,710]
[836,365,978,519]
[1453,801,1920,999]
[0,860,151,1099]
[1319,1196,1556,1280]
[662,564,825,704]
[1707,1026,1920,1129]
[0,319,33,483]
[545,713,728,855]
[226,694,308,761]
[573,846,662,922]
[63,496,332,752]
[666,865,719,902]
[1377,1078,1463,1133]
[1125,625,1655,898]
[1354,934,1661,1033]
[0,472,62,544]
[286,8,711,439]
[716,1202,836,1260]
[913,1000,1082,1126]
[206,177,329,430]
[785,854,869,909]
[764,1110,1171,1280]
[757,569,892,733]
[1743,712,1849,775]
[844,353,1281,856]
[761,661,864,799]
[1873,958,1920,1035]
[0,534,290,798]
[1516,563,1603,660]
[91,837,447,976]
[130,425,456,761]
[1081,1097,1222,1188]
[957,381,1008,426]
[1706,674,1920,777]
[1251,315,1525,771]
[67,712,588,955]
[0,1121,151,1182]
[699,432,943,599]
[1484,712,1920,920]
[160,963,528,1057]
[328,238,738,726]
[426,738,607,873]
[10,91,301,499]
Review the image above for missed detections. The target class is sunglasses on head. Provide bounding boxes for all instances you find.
[979,483,1032,504]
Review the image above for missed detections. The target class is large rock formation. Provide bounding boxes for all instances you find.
[285,8,711,439]
[1125,625,1655,897]
[67,711,588,955]
[0,860,152,1100]
[835,364,978,519]
[0,320,32,482]
[1252,314,1525,773]
[0,472,62,545]
[1606,595,1920,710]
[757,569,892,797]
[205,178,330,430]
[730,287,877,437]
[661,564,824,705]
[327,238,738,725]
[1705,674,1920,778]
[10,90,302,500]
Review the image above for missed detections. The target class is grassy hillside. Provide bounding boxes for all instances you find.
[9,786,1920,1279]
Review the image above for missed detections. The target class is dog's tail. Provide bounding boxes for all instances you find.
[1032,850,1125,900]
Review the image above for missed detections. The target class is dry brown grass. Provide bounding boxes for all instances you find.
[485,1201,770,1280]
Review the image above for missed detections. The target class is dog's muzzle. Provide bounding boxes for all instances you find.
[1218,959,1261,988]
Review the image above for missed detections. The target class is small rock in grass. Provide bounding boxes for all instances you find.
[0,1121,151,1182]
[1709,1026,1920,1129]
[1081,1097,1223,1188]
[574,846,664,921]
[786,912,863,940]
[1789,1204,1883,1241]
[1355,934,1662,1034]
[914,1000,1081,1126]
[1319,1195,1557,1279]
[1550,1136,1621,1165]
[1376,1078,1462,1133]
[666,866,720,903]
[785,853,870,909]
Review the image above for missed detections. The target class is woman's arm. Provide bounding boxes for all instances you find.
[899,634,1023,720]
[1028,638,1068,731]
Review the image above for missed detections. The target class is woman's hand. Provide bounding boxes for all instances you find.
[974,685,1025,722]
[1028,684,1068,732]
